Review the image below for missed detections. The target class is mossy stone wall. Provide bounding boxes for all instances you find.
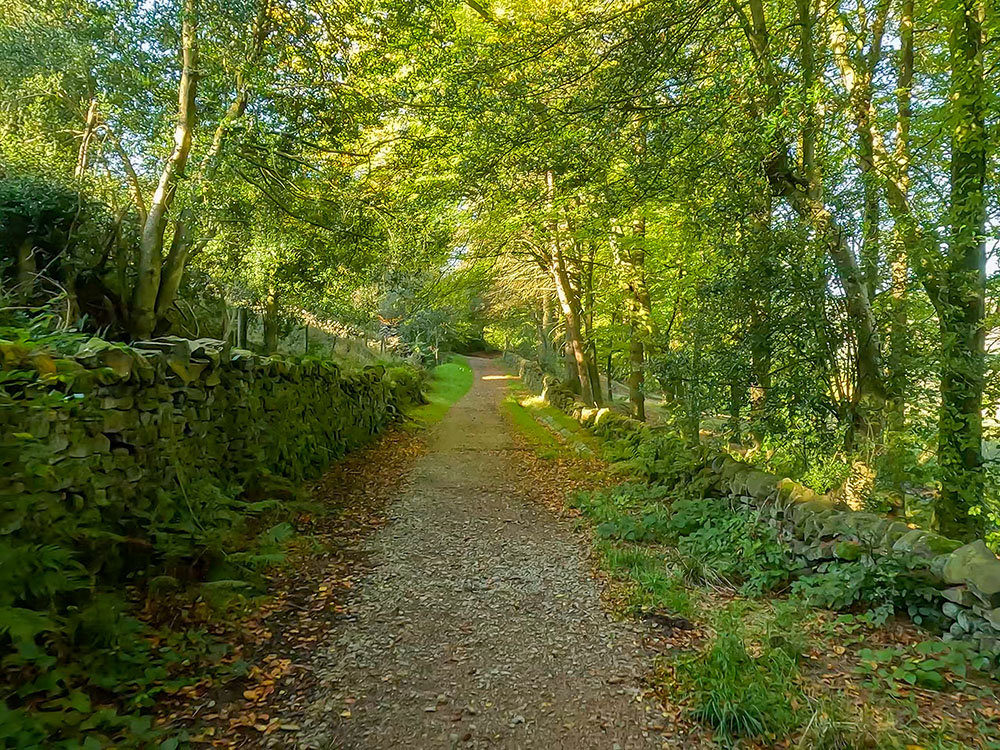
[1,337,422,584]
[504,351,1000,654]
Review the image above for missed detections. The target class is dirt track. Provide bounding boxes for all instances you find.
[294,356,667,749]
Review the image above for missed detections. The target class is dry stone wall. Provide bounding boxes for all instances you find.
[1,336,423,584]
[504,352,1000,655]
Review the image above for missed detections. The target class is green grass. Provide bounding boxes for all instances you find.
[502,391,562,458]
[544,402,586,433]
[597,540,693,617]
[407,355,474,426]
[674,604,805,742]
[502,384,603,458]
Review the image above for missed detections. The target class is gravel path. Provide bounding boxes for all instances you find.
[296,357,668,749]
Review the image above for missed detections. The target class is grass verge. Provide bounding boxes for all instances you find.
[407,355,474,426]
[501,383,601,459]
[502,391,562,458]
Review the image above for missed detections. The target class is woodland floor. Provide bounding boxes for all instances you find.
[167,356,681,748]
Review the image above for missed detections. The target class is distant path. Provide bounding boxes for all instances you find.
[296,356,666,749]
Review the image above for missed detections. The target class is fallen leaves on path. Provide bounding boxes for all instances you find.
[154,427,425,747]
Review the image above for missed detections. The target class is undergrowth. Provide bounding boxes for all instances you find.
[501,391,561,459]
[0,331,440,748]
[570,478,1000,748]
[0,479,311,749]
[672,604,804,742]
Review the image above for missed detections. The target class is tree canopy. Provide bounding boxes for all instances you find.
[2,0,998,534]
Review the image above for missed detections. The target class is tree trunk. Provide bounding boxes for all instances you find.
[263,290,280,354]
[564,344,582,393]
[575,235,603,406]
[536,296,552,359]
[729,377,745,442]
[541,293,554,360]
[685,319,703,444]
[628,334,645,421]
[154,207,194,326]
[546,170,594,405]
[780,184,886,429]
[937,0,987,540]
[552,250,594,405]
[131,0,199,339]
[741,0,887,437]
[14,238,35,303]
[587,342,603,407]
[860,177,881,301]
[750,307,771,418]
[612,217,655,421]
[129,0,270,339]
[75,98,99,180]
[887,0,913,437]
[606,344,614,402]
[236,307,249,348]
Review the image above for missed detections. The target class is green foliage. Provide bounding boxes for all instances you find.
[595,507,673,544]
[573,483,800,596]
[800,457,853,497]
[855,640,991,694]
[571,482,673,525]
[791,555,944,627]
[670,498,800,596]
[0,335,425,747]
[596,542,693,618]
[603,430,703,489]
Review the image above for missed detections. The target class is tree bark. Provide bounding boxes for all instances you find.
[577,236,603,406]
[147,2,271,330]
[14,238,35,303]
[541,293,554,360]
[154,206,194,325]
[552,250,594,405]
[263,289,280,354]
[611,217,656,421]
[75,98,100,180]
[628,335,645,421]
[749,304,771,416]
[236,306,249,349]
[545,170,594,405]
[937,0,987,540]
[131,0,199,339]
[737,0,887,436]
[605,342,614,402]
[887,0,913,434]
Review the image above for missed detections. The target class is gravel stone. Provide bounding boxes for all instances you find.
[295,357,668,748]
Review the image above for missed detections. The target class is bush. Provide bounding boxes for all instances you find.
[574,485,801,596]
[603,429,702,488]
